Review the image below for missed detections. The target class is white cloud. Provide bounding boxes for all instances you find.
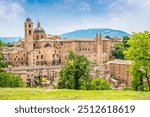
[0,0,25,36]
[105,0,150,33]
[0,0,25,22]
[1,0,150,36]
[54,0,150,34]
[78,1,91,12]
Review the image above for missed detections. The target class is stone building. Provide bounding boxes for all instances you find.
[107,59,132,86]
[2,18,113,86]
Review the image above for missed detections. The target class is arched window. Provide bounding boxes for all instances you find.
[41,35,43,38]
[29,24,31,28]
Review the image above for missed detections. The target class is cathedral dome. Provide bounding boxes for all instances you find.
[34,21,45,33]
[26,17,31,22]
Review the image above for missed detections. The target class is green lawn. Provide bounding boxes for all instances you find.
[0,88,150,100]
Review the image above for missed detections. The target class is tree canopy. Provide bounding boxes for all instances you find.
[112,36,130,59]
[105,35,110,39]
[113,42,125,59]
[58,51,91,89]
[0,41,7,71]
[0,41,5,47]
[124,31,150,91]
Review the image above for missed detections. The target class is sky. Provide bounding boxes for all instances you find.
[0,0,150,37]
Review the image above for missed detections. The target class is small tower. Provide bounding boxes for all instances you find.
[99,33,103,63]
[99,33,103,44]
[95,33,99,42]
[24,17,33,52]
[95,33,103,64]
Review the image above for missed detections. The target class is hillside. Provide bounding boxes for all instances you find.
[0,28,130,43]
[60,28,130,38]
[0,37,21,43]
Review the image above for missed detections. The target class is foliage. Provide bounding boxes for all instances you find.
[58,51,91,90]
[105,35,110,39]
[122,36,130,48]
[113,42,125,59]
[0,41,6,47]
[113,36,130,59]
[0,41,7,71]
[41,77,47,82]
[124,31,150,91]
[0,53,8,71]
[6,42,14,47]
[89,78,111,90]
[0,72,24,87]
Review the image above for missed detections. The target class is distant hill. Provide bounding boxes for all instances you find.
[0,28,130,43]
[60,28,131,38]
[0,37,21,43]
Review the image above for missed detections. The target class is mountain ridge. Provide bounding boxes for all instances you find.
[0,28,131,43]
[60,28,130,38]
[0,37,21,43]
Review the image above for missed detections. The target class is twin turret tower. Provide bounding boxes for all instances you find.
[95,33,103,64]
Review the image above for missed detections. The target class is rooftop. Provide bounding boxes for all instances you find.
[9,65,62,71]
[107,59,133,65]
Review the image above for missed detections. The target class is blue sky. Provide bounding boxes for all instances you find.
[0,0,150,37]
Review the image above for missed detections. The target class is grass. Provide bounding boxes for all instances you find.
[0,88,150,100]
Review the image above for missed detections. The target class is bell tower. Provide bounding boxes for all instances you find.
[24,17,33,52]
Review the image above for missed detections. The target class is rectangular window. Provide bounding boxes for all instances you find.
[29,30,31,35]
[41,55,43,59]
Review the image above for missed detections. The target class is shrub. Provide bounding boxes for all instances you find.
[41,77,47,82]
[89,78,111,90]
[0,72,24,87]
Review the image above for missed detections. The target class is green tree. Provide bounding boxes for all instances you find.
[0,72,24,87]
[6,42,14,47]
[0,53,7,72]
[122,36,130,48]
[113,36,130,59]
[0,41,7,72]
[58,51,91,89]
[105,35,110,39]
[113,42,125,59]
[124,31,150,91]
[0,41,5,47]
[0,40,23,87]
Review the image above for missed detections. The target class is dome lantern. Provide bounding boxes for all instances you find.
[33,21,45,33]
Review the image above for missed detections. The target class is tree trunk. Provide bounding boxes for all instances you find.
[145,73,150,90]
[140,76,144,91]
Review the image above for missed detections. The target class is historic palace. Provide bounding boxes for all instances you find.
[2,18,132,88]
